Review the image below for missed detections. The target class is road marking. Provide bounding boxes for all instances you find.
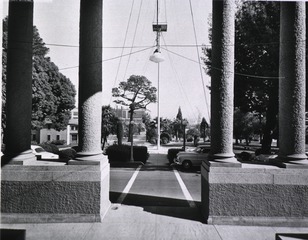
[173,167,197,208]
[116,165,142,204]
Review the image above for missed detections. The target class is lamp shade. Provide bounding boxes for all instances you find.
[149,50,164,63]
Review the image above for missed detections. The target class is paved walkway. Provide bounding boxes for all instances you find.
[1,207,308,240]
[1,150,308,240]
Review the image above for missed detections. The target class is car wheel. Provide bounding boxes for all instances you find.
[182,160,192,170]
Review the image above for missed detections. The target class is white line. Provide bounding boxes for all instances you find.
[173,167,197,208]
[116,165,142,204]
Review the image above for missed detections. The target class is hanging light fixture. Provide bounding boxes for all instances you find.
[149,49,165,63]
[149,0,167,64]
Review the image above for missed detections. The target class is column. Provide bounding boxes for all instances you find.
[209,0,239,165]
[0,1,3,156]
[66,125,70,146]
[2,0,36,164]
[75,0,104,162]
[279,2,308,165]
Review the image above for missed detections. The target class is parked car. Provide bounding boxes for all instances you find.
[31,145,59,160]
[174,145,210,170]
[167,148,185,164]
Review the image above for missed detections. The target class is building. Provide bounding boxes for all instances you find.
[114,106,145,124]
[31,108,79,145]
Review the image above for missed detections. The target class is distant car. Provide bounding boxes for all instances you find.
[31,145,59,160]
[174,145,210,170]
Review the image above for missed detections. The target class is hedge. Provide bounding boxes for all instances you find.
[106,145,149,163]
[39,143,59,154]
[59,148,77,160]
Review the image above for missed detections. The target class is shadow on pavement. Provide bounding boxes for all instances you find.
[0,229,26,240]
[109,191,203,222]
[275,233,308,240]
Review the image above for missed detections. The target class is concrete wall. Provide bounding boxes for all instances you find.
[202,164,308,226]
[1,162,110,223]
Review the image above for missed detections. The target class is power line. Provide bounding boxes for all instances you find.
[59,46,153,71]
[122,0,144,81]
[162,47,282,80]
[188,0,210,122]
[110,0,136,104]
[161,35,198,122]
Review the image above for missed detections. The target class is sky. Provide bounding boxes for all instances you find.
[2,0,212,124]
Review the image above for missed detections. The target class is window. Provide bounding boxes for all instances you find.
[47,135,51,141]
[56,135,60,140]
[73,111,78,119]
[72,134,78,143]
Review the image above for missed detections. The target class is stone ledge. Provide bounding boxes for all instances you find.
[208,216,308,227]
[208,168,308,185]
[1,213,106,223]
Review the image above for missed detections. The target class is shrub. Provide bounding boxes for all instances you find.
[59,148,77,160]
[160,132,171,143]
[50,139,66,145]
[149,137,157,144]
[167,148,184,164]
[106,145,130,162]
[106,145,149,163]
[132,146,149,163]
[39,142,59,154]
[161,137,169,145]
[239,151,253,162]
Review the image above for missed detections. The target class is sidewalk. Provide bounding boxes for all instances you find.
[1,205,308,240]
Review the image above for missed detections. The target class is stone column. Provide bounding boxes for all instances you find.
[0,1,3,156]
[279,2,308,165]
[209,0,239,165]
[2,0,36,164]
[75,0,104,162]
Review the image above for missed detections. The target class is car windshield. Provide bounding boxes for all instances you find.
[35,147,46,153]
[193,147,209,153]
[193,147,202,153]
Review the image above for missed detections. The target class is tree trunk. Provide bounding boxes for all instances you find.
[128,109,134,142]
[102,135,107,150]
[117,120,123,145]
[261,90,278,153]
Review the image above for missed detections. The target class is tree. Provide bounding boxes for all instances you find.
[233,108,261,146]
[187,128,200,146]
[2,17,76,131]
[203,2,280,153]
[101,105,118,149]
[112,75,157,142]
[200,117,209,142]
[173,107,183,141]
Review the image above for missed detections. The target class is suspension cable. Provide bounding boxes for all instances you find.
[188,0,210,122]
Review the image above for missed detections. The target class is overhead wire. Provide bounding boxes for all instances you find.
[59,46,153,71]
[161,34,198,122]
[109,0,136,104]
[162,47,282,80]
[188,0,210,122]
[122,0,144,81]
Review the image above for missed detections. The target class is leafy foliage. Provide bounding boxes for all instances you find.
[233,108,262,146]
[101,105,119,148]
[202,2,280,151]
[112,75,157,141]
[2,17,76,131]
[112,75,157,111]
[200,117,209,141]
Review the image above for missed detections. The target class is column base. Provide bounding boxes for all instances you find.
[69,152,107,165]
[278,154,308,168]
[1,150,36,166]
[208,153,242,168]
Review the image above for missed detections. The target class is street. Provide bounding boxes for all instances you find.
[110,153,203,222]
